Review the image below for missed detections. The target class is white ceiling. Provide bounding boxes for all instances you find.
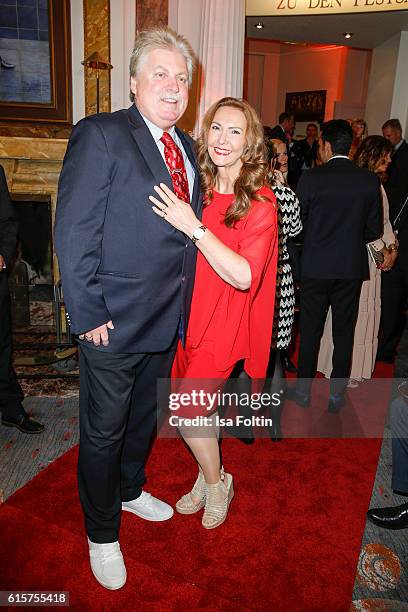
[246,12,408,49]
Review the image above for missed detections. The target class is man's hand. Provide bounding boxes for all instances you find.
[0,255,5,271]
[79,320,114,346]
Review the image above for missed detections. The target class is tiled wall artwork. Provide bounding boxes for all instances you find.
[0,0,51,104]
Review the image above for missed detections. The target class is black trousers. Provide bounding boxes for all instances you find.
[0,273,24,418]
[78,338,177,543]
[390,396,408,494]
[378,263,408,360]
[297,278,362,396]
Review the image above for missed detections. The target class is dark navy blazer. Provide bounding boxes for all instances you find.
[55,105,202,353]
[297,158,382,280]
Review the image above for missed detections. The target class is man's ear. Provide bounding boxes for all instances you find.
[327,142,334,157]
[130,76,137,97]
[325,140,332,158]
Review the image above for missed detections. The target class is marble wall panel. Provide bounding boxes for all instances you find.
[136,0,168,31]
[0,123,72,139]
[83,0,111,116]
[0,137,67,161]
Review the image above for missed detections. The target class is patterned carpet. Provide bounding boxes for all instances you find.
[0,397,79,502]
[12,325,79,398]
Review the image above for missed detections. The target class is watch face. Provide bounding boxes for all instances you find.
[194,228,205,240]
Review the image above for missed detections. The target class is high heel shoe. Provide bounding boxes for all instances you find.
[176,466,206,514]
[269,400,283,442]
[202,471,234,529]
[280,349,297,374]
[176,466,225,514]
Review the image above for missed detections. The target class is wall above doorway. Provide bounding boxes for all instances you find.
[246,11,408,49]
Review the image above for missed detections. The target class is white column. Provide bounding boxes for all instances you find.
[390,31,408,136]
[365,31,408,138]
[70,0,85,124]
[169,0,245,135]
[110,0,136,112]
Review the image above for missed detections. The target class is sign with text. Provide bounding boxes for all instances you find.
[247,0,408,16]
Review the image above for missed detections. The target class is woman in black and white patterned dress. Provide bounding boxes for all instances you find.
[268,139,302,371]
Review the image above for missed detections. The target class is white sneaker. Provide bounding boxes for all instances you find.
[88,539,127,590]
[122,491,174,521]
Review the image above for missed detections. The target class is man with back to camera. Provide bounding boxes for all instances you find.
[55,27,201,590]
[377,118,408,363]
[290,119,382,411]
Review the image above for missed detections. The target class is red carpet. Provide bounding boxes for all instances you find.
[0,430,388,610]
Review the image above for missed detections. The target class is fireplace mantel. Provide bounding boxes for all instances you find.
[0,137,68,282]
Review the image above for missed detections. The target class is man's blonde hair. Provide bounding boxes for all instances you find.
[129,27,196,101]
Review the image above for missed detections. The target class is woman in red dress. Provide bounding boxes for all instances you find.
[150,97,278,529]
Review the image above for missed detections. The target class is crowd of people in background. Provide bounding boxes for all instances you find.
[264,113,408,389]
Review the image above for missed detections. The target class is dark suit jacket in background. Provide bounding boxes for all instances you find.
[287,138,319,190]
[297,157,382,280]
[55,105,202,354]
[0,165,18,274]
[293,138,319,170]
[385,140,408,269]
[269,124,288,148]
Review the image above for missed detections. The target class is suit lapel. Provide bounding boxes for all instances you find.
[127,105,173,191]
[127,105,202,219]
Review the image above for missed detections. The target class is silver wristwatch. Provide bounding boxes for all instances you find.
[191,225,207,245]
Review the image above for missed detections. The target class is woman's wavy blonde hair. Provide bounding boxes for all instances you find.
[196,97,270,227]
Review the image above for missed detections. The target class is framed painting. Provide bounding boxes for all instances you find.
[0,0,72,125]
[285,90,326,123]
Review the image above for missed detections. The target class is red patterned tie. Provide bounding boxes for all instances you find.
[160,131,190,203]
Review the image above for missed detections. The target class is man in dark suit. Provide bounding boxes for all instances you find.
[377,118,408,363]
[0,165,44,434]
[269,112,295,153]
[55,28,201,590]
[292,120,382,410]
[290,123,319,189]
